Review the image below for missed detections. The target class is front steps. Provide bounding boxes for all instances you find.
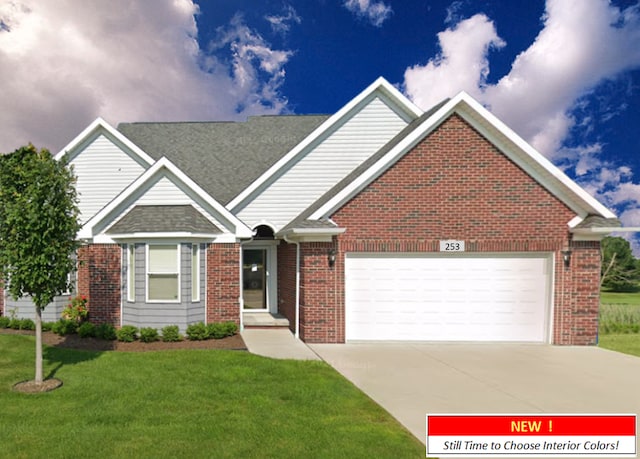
[243,312,290,329]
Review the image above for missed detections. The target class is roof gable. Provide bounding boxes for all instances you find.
[117,115,329,205]
[55,117,154,166]
[81,157,253,243]
[227,77,423,214]
[307,91,616,223]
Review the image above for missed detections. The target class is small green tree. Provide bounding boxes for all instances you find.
[0,145,81,386]
[601,236,640,291]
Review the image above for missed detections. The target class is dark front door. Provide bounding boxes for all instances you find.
[243,248,267,310]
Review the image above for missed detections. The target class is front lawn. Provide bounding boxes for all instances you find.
[0,334,424,458]
[598,334,640,358]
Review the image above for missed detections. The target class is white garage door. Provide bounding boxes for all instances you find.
[345,253,551,342]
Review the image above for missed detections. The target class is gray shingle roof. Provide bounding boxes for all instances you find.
[107,205,221,234]
[118,115,329,205]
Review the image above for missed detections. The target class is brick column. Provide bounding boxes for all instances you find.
[206,243,241,324]
[77,244,121,326]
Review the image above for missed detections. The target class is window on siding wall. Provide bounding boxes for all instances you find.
[192,244,200,302]
[127,244,135,302]
[147,244,180,302]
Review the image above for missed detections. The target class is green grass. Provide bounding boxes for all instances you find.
[0,334,424,458]
[600,290,640,305]
[598,334,640,358]
[599,303,640,334]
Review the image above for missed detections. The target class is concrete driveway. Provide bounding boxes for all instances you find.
[308,343,640,445]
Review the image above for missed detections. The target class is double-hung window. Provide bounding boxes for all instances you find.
[147,244,180,302]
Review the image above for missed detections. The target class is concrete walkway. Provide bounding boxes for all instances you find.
[241,328,320,360]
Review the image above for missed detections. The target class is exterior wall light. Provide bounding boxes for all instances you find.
[328,249,336,268]
[561,249,572,268]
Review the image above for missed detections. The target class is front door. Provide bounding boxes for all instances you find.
[243,248,268,310]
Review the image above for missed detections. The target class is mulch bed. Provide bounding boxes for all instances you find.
[1,328,247,352]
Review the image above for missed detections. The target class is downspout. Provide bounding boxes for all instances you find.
[283,235,300,340]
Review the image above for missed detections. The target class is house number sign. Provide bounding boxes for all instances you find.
[439,240,465,252]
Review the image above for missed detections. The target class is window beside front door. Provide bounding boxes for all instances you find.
[191,243,200,302]
[147,244,180,302]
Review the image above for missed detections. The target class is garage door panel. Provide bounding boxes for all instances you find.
[345,254,550,342]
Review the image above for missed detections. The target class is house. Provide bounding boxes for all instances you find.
[1,77,620,344]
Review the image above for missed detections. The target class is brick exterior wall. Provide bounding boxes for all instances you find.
[77,244,121,326]
[277,241,297,333]
[206,243,241,325]
[297,114,601,344]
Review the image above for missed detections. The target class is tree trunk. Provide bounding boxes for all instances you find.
[35,305,43,384]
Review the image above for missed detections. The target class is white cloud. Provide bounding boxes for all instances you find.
[343,0,392,27]
[403,0,640,159]
[265,5,301,35]
[0,0,294,153]
[404,14,505,109]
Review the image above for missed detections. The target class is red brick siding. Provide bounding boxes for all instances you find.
[299,241,342,343]
[298,115,601,344]
[277,241,297,333]
[77,244,121,326]
[553,241,601,345]
[206,243,241,325]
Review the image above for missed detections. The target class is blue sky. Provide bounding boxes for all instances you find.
[1,0,640,250]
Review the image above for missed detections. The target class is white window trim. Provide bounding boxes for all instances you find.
[127,244,135,302]
[192,243,200,302]
[146,243,181,303]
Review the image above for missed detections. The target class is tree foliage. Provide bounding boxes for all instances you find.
[0,144,81,384]
[601,236,639,291]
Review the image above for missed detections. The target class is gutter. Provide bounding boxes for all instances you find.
[283,235,301,340]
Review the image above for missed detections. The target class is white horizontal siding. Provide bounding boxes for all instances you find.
[237,96,410,231]
[71,134,146,224]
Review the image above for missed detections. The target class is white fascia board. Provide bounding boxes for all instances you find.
[55,117,155,166]
[84,157,253,239]
[227,77,423,212]
[454,93,617,219]
[310,91,617,221]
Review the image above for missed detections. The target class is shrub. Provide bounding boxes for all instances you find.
[186,322,207,341]
[9,318,22,330]
[41,321,55,332]
[161,325,182,342]
[222,321,238,336]
[95,323,117,341]
[0,316,10,328]
[206,321,238,339]
[61,295,89,323]
[139,327,159,343]
[52,319,78,336]
[116,325,138,342]
[19,318,35,331]
[77,322,97,338]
